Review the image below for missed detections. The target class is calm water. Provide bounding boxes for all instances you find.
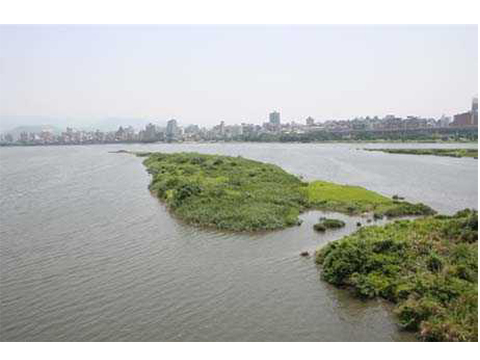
[0,143,477,341]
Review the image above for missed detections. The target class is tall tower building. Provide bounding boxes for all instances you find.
[166,119,179,141]
[472,97,478,125]
[269,111,281,125]
[144,123,157,142]
[166,119,178,135]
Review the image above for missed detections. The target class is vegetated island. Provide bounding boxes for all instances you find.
[365,148,478,158]
[137,151,477,341]
[139,152,435,231]
[316,209,478,341]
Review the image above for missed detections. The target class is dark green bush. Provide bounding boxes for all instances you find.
[313,218,346,232]
[316,211,478,341]
[427,252,444,272]
[322,218,346,228]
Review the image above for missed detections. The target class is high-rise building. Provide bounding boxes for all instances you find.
[166,119,180,141]
[143,123,157,142]
[451,97,478,127]
[451,112,472,127]
[184,124,200,135]
[166,119,178,134]
[115,126,126,141]
[269,111,281,125]
[438,115,451,127]
[472,97,478,125]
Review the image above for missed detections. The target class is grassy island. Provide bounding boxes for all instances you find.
[365,148,478,158]
[306,180,434,217]
[316,209,478,341]
[314,218,346,232]
[141,152,435,231]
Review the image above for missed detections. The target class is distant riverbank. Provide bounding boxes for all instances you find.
[1,138,478,148]
[364,148,478,158]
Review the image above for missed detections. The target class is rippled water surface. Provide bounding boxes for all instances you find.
[0,143,477,341]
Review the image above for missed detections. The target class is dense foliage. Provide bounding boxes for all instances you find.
[315,210,478,341]
[143,152,308,231]
[231,128,478,143]
[314,218,346,232]
[142,152,435,231]
[365,148,478,158]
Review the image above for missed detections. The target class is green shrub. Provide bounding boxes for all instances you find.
[313,223,327,232]
[322,218,346,228]
[427,252,444,272]
[313,218,346,232]
[373,213,383,220]
[316,211,478,341]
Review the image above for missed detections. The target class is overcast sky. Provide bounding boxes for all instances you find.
[0,25,477,129]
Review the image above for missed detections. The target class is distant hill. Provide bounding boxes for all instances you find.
[91,117,166,131]
[2,125,63,139]
[0,116,65,133]
[0,116,167,135]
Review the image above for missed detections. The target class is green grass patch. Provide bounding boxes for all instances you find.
[307,181,391,213]
[365,148,478,158]
[141,152,435,231]
[306,180,434,217]
[315,209,478,341]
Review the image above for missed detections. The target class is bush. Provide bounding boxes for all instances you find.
[316,211,478,341]
[373,212,383,220]
[313,218,346,232]
[322,218,346,228]
[313,223,327,232]
[427,252,444,272]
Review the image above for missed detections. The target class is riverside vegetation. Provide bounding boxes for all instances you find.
[141,152,435,231]
[316,209,478,341]
[365,148,478,158]
[139,152,476,341]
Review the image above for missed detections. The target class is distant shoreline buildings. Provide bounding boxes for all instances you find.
[1,97,478,146]
[451,97,478,127]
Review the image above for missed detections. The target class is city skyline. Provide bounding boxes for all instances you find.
[2,98,477,146]
[0,94,477,133]
[0,25,477,130]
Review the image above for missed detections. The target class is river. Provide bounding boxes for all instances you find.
[0,142,477,341]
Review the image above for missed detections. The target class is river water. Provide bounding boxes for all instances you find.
[0,142,477,341]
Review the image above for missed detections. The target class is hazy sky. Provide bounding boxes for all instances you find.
[0,25,477,128]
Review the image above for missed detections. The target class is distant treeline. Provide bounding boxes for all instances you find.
[233,128,478,143]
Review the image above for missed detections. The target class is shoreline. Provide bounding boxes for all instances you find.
[364,148,478,159]
[1,139,478,148]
